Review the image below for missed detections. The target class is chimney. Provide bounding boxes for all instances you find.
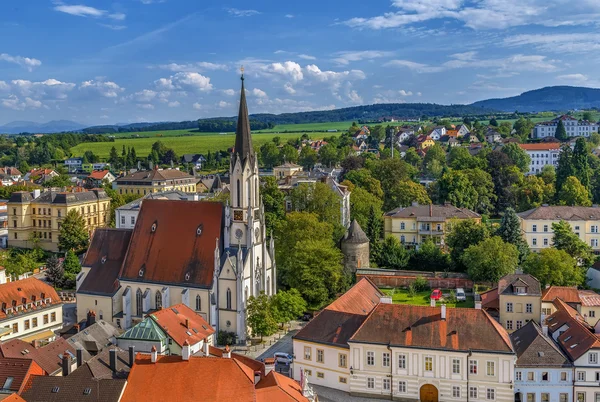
[475,301,482,310]
[441,304,446,320]
[542,323,549,336]
[254,371,261,385]
[32,339,40,349]
[76,348,83,367]
[182,340,191,361]
[185,319,190,329]
[109,348,117,373]
[202,340,209,356]
[380,295,392,304]
[87,310,96,326]
[430,298,436,307]
[151,345,157,363]
[74,324,80,333]
[223,345,231,359]
[62,353,71,377]
[128,346,135,367]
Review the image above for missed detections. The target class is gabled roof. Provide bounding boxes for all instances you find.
[384,203,480,220]
[578,290,600,307]
[480,287,499,310]
[0,338,76,375]
[119,199,223,289]
[79,229,132,296]
[0,357,44,394]
[341,219,369,244]
[0,277,62,321]
[498,274,541,296]
[115,168,194,183]
[88,170,112,180]
[256,371,308,402]
[118,317,167,342]
[326,278,382,316]
[64,320,122,362]
[510,321,570,367]
[518,205,600,221]
[518,143,561,151]
[150,304,214,347]
[85,347,132,380]
[542,286,580,304]
[350,304,513,353]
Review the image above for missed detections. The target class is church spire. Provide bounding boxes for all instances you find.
[234,67,254,163]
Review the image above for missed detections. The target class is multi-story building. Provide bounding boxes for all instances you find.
[0,167,22,186]
[545,298,600,402]
[518,143,561,175]
[384,203,481,247]
[347,302,515,401]
[456,124,470,137]
[113,167,197,196]
[273,162,303,179]
[428,126,446,140]
[518,206,600,253]
[511,321,572,402]
[292,278,383,392]
[541,286,600,326]
[0,278,63,342]
[64,157,83,173]
[7,189,111,251]
[533,115,598,139]
[481,273,542,333]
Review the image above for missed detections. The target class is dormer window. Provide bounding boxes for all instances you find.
[515,286,527,294]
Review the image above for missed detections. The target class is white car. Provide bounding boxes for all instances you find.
[456,288,466,302]
[274,352,293,365]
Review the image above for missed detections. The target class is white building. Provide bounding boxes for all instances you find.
[0,277,63,342]
[518,143,561,175]
[456,124,470,137]
[347,302,515,402]
[428,126,446,140]
[533,115,599,139]
[511,321,572,402]
[64,157,83,173]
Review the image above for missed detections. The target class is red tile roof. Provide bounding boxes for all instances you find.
[480,287,499,310]
[256,371,308,402]
[121,355,257,402]
[578,290,600,307]
[2,394,26,402]
[208,346,265,377]
[29,169,56,176]
[519,143,561,151]
[120,200,223,288]
[0,338,76,375]
[542,286,581,304]
[151,304,214,347]
[326,278,383,315]
[0,357,45,394]
[0,278,62,320]
[88,170,112,180]
[350,303,513,353]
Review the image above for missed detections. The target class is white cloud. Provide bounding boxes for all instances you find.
[53,4,126,21]
[193,102,202,110]
[347,90,362,104]
[9,78,76,100]
[333,50,394,65]
[157,62,229,72]
[223,89,236,96]
[298,54,316,60]
[137,103,155,110]
[226,8,260,17]
[384,59,444,73]
[98,24,127,30]
[168,101,180,107]
[218,101,231,108]
[133,89,157,102]
[1,95,43,111]
[304,64,366,82]
[285,14,294,18]
[154,72,212,92]
[252,88,268,98]
[283,82,296,94]
[373,89,414,103]
[556,73,589,83]
[266,61,304,82]
[0,53,42,71]
[79,80,124,98]
[504,33,600,53]
[449,51,477,61]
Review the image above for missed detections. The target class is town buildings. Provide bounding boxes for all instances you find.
[541,286,600,326]
[24,169,58,185]
[383,203,481,247]
[7,188,110,251]
[0,337,76,375]
[0,278,63,342]
[113,167,196,195]
[0,168,22,187]
[518,143,561,175]
[0,357,45,398]
[86,170,116,187]
[517,206,600,253]
[532,115,599,139]
[76,75,276,341]
[273,162,303,179]
[428,126,446,140]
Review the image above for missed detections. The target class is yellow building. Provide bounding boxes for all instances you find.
[273,162,303,179]
[383,203,480,247]
[481,273,542,333]
[518,206,600,252]
[541,286,600,326]
[8,189,111,252]
[114,168,197,196]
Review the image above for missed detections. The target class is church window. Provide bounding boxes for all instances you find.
[196,295,201,311]
[226,288,232,310]
[155,291,162,310]
[267,276,271,295]
[236,180,241,207]
[255,178,259,205]
[246,179,250,206]
[136,289,143,317]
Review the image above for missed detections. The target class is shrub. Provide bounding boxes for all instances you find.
[407,283,417,298]
[217,330,237,346]
[413,276,430,291]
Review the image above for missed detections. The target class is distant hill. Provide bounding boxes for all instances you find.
[471,86,600,112]
[0,120,86,134]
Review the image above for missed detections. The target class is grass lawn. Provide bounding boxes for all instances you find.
[381,288,475,308]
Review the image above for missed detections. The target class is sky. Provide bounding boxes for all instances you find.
[1,0,600,126]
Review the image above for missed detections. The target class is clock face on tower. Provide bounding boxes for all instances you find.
[234,210,243,221]
[235,229,243,240]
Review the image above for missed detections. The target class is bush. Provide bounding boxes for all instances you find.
[217,330,237,346]
[413,276,430,291]
[407,283,417,298]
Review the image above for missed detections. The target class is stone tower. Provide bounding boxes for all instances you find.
[340,219,370,273]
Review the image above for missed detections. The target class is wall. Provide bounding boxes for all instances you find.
[76,293,114,325]
[498,294,541,333]
[357,270,473,291]
[1,304,63,341]
[520,218,600,253]
[116,209,138,229]
[293,339,351,392]
[514,368,571,402]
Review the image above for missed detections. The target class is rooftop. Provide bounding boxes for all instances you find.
[118,317,167,343]
[384,203,480,220]
[150,304,214,347]
[64,320,122,362]
[518,205,600,221]
[0,277,62,321]
[0,357,44,394]
[542,286,580,304]
[9,189,109,205]
[116,190,197,211]
[88,170,112,180]
[115,168,194,183]
[340,219,369,244]
[510,321,570,368]
[498,274,541,296]
[518,143,561,151]
[0,338,76,375]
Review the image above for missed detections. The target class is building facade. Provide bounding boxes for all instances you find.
[8,189,110,251]
[384,203,481,247]
[518,143,561,175]
[113,168,197,196]
[518,206,600,253]
[541,286,600,327]
[533,115,598,139]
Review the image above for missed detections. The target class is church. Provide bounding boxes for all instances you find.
[76,74,276,342]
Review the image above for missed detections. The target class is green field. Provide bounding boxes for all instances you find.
[71,131,341,159]
[381,288,475,308]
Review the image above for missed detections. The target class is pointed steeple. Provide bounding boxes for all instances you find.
[234,68,254,164]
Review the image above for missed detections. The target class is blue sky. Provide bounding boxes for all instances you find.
[0,0,599,125]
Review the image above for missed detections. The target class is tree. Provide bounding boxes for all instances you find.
[513,117,535,141]
[280,144,299,163]
[489,118,498,127]
[108,146,120,166]
[523,248,584,287]
[486,150,523,212]
[45,254,64,287]
[556,145,575,195]
[462,237,519,282]
[270,289,307,328]
[247,293,278,340]
[366,204,382,244]
[446,219,489,271]
[58,209,89,252]
[514,175,554,211]
[555,119,568,142]
[408,239,451,271]
[350,187,383,231]
[374,236,410,270]
[63,250,81,275]
[448,147,484,170]
[299,146,318,170]
[422,144,446,177]
[403,148,421,167]
[435,170,478,210]
[386,180,431,211]
[261,176,286,232]
[501,143,531,173]
[497,208,529,263]
[552,220,595,267]
[1,251,37,279]
[344,169,384,200]
[462,168,496,214]
[558,176,591,206]
[583,111,594,121]
[289,182,343,238]
[260,142,280,168]
[572,138,590,189]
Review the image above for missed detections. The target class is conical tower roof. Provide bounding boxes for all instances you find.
[233,72,254,165]
[342,219,369,244]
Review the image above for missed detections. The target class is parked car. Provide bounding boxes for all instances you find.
[274,352,293,365]
[430,289,442,301]
[456,288,466,302]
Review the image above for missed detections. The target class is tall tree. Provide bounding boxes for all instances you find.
[366,204,382,244]
[552,220,595,267]
[446,219,489,272]
[497,208,529,263]
[555,145,575,195]
[270,289,307,329]
[558,176,591,206]
[298,146,318,170]
[386,180,431,211]
[373,235,410,270]
[555,119,568,142]
[462,237,519,282]
[572,138,591,189]
[435,170,478,210]
[351,188,383,233]
[501,143,531,173]
[45,254,63,288]
[58,209,89,252]
[261,176,286,232]
[408,239,451,272]
[247,293,278,341]
[108,146,120,166]
[523,248,584,287]
[486,150,523,212]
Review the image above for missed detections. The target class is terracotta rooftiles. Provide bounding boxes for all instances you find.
[326,277,382,316]
[0,357,45,394]
[518,143,561,151]
[207,345,266,378]
[542,286,581,304]
[256,371,308,402]
[518,205,600,221]
[349,303,513,353]
[2,394,26,402]
[119,199,223,288]
[0,338,76,375]
[88,170,112,180]
[150,303,214,347]
[0,278,62,321]
[578,290,600,307]
[480,287,499,310]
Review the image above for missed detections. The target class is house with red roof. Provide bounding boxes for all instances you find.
[86,170,116,187]
[0,357,45,397]
[541,286,600,327]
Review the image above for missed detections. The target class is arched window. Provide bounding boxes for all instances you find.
[136,289,143,317]
[246,179,250,206]
[236,180,241,207]
[226,288,232,310]
[155,291,162,310]
[255,177,259,206]
[267,276,271,295]
[195,295,201,311]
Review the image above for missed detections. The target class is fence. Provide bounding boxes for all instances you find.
[356,268,473,290]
